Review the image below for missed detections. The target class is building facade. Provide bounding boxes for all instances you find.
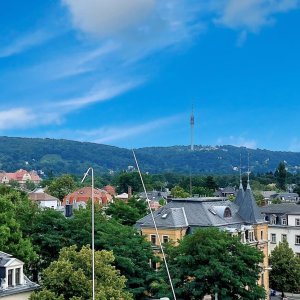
[0,252,39,299]
[261,203,300,256]
[136,181,270,296]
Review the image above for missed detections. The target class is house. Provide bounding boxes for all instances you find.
[139,190,170,202]
[136,179,270,294]
[0,251,39,299]
[269,192,299,203]
[0,170,41,186]
[28,188,59,209]
[103,185,116,196]
[260,191,277,205]
[62,187,113,206]
[260,203,300,256]
[213,186,236,198]
[115,193,129,202]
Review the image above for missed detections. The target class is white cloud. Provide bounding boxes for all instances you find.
[57,79,142,109]
[213,0,299,32]
[46,114,183,143]
[217,135,257,149]
[62,0,155,37]
[0,30,53,58]
[62,0,203,56]
[92,116,181,143]
[0,108,36,129]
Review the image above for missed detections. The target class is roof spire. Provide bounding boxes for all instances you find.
[246,152,251,189]
[239,153,243,189]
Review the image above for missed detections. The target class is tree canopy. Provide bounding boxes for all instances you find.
[269,241,300,296]
[30,245,133,300]
[154,228,266,300]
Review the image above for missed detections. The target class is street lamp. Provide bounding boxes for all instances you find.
[81,167,95,300]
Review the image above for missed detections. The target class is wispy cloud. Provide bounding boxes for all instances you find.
[217,135,257,149]
[213,0,299,32]
[43,114,183,144]
[0,30,53,58]
[56,79,142,109]
[0,79,142,130]
[0,108,36,129]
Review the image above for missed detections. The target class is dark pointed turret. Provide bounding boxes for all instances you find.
[237,167,263,224]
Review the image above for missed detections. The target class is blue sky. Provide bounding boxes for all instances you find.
[0,0,299,151]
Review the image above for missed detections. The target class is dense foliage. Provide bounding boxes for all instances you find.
[30,245,133,300]
[269,241,300,296]
[154,228,266,300]
[1,136,300,175]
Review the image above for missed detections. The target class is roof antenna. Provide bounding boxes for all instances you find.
[132,150,177,300]
[247,152,251,189]
[239,154,243,189]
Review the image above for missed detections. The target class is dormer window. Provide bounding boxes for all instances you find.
[224,207,232,218]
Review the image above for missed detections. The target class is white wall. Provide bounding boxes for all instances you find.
[268,226,300,255]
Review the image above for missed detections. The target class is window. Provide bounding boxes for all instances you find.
[281,234,287,242]
[15,268,21,285]
[270,217,276,225]
[260,231,263,240]
[150,234,156,245]
[295,235,300,245]
[8,269,13,287]
[271,234,276,243]
[224,207,232,218]
[296,219,300,226]
[162,235,169,243]
[149,259,157,270]
[296,253,300,258]
[282,218,287,225]
[249,231,254,242]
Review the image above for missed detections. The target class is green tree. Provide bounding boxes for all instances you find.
[105,200,141,226]
[25,180,36,191]
[275,162,287,190]
[155,228,266,300]
[0,191,37,268]
[27,209,71,272]
[46,174,77,201]
[203,175,218,191]
[30,245,132,300]
[171,186,189,198]
[269,241,300,297]
[9,179,20,188]
[67,207,156,299]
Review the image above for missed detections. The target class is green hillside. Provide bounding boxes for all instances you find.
[0,136,299,176]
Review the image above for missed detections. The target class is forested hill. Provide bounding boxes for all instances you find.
[0,136,300,176]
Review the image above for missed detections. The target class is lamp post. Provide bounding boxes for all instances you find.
[81,167,95,300]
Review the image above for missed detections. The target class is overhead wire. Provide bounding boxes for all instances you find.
[132,149,177,300]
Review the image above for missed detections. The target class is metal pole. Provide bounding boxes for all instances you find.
[81,167,95,300]
[91,167,95,300]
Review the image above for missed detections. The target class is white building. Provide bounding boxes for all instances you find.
[261,203,300,257]
[28,188,59,209]
[0,252,39,299]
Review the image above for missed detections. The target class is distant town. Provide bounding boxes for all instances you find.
[1,159,300,299]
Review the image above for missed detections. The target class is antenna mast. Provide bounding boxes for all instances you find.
[190,105,195,151]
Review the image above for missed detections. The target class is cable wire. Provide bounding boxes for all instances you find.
[132,149,177,300]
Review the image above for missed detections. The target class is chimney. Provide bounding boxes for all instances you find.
[128,186,132,199]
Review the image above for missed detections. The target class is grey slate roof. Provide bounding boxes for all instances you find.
[137,182,266,230]
[136,198,244,229]
[260,203,300,214]
[0,252,12,267]
[238,186,264,224]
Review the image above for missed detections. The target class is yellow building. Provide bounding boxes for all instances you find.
[136,180,270,298]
